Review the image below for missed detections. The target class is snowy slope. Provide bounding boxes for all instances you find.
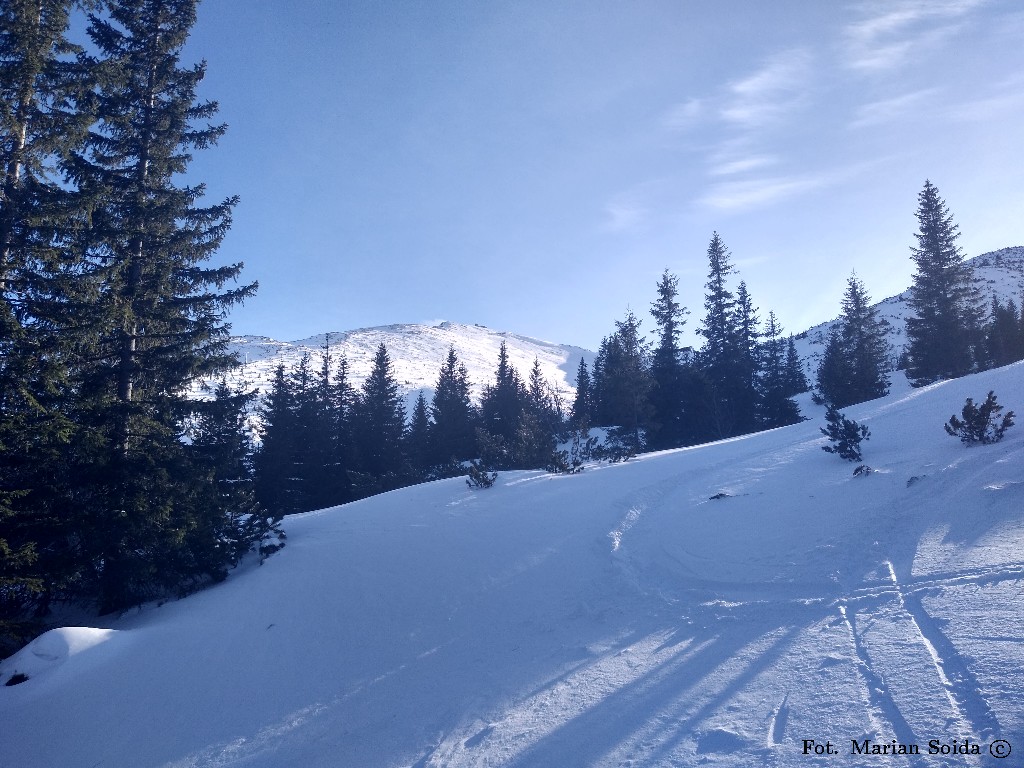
[793,246,1024,379]
[201,321,593,412]
[3,362,1023,767]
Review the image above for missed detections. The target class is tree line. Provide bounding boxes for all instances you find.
[2,0,1021,654]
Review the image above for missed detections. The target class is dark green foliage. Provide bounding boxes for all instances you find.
[695,234,762,438]
[591,308,651,446]
[558,423,597,474]
[353,343,407,484]
[816,273,892,407]
[525,357,564,440]
[821,405,870,462]
[905,181,984,385]
[405,392,432,476]
[944,391,1015,445]
[429,346,477,466]
[569,357,592,427]
[757,312,801,428]
[480,341,526,444]
[984,295,1024,369]
[648,268,690,449]
[1,0,279,638]
[783,336,809,397]
[465,461,497,489]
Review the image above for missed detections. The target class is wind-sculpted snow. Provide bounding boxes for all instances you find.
[2,362,1023,767]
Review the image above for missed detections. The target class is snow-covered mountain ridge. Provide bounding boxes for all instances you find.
[207,321,592,411]
[214,247,1023,407]
[4,359,1023,767]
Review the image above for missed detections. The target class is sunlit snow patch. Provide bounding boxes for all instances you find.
[1,627,119,685]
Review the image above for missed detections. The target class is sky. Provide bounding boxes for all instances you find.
[177,0,1024,351]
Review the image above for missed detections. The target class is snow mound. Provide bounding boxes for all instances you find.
[3,627,120,685]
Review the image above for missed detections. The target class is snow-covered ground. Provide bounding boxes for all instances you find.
[3,362,1023,767]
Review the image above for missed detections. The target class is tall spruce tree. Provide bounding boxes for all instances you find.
[783,335,809,397]
[480,340,526,445]
[353,343,407,484]
[429,346,476,469]
[757,311,800,427]
[696,232,740,438]
[904,180,983,384]
[648,268,689,449]
[405,392,432,478]
[569,357,592,427]
[817,272,891,408]
[591,309,651,449]
[1,0,92,638]
[731,281,761,433]
[60,0,256,611]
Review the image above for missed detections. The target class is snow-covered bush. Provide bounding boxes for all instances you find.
[820,405,870,462]
[466,461,497,489]
[944,391,1015,445]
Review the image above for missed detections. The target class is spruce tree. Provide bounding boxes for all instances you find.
[429,346,476,469]
[731,281,761,433]
[696,232,741,438]
[480,340,526,445]
[984,295,1024,369]
[405,391,432,478]
[569,357,592,427]
[817,272,892,407]
[254,364,297,517]
[353,343,407,484]
[591,309,650,450]
[757,312,800,427]
[648,268,689,449]
[904,180,983,384]
[1,0,92,636]
[783,335,809,397]
[57,0,257,612]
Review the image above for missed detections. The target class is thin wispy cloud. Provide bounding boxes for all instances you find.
[720,49,812,127]
[945,75,1024,122]
[699,175,830,212]
[602,200,647,233]
[708,155,779,177]
[661,98,703,131]
[851,88,938,127]
[843,0,987,72]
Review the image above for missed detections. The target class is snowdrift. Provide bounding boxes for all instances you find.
[3,363,1023,767]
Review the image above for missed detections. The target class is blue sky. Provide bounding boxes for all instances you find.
[181,0,1024,350]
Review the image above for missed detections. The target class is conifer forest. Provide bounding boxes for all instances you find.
[3,0,1024,655]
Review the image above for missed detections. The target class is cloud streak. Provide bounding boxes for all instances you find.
[720,49,812,128]
[851,88,939,127]
[843,0,987,73]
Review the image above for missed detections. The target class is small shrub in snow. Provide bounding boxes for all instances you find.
[820,405,869,462]
[466,461,497,489]
[944,391,1015,445]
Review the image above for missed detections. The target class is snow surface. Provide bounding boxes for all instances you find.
[3,363,1024,767]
